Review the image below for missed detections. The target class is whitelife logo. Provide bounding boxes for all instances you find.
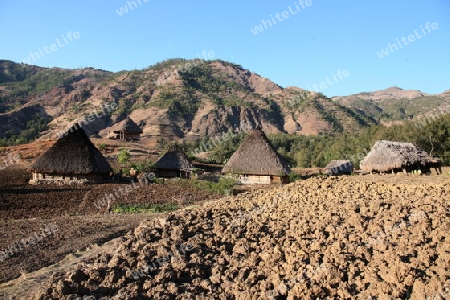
[22,31,81,64]
[376,22,439,58]
[55,102,118,139]
[116,0,149,16]
[250,0,313,35]
[0,152,21,171]
[0,224,58,262]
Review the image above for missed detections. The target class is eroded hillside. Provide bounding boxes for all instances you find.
[0,59,376,144]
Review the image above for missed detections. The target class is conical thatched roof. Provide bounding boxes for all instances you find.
[154,144,191,170]
[360,140,434,172]
[30,125,112,175]
[113,117,143,134]
[222,129,290,175]
[326,160,353,175]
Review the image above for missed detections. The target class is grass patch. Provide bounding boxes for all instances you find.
[288,172,301,182]
[168,177,236,196]
[190,177,236,195]
[112,203,179,213]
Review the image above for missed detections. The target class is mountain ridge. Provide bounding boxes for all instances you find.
[0,59,447,145]
[332,85,450,121]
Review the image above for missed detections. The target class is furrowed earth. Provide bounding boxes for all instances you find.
[0,167,449,299]
[0,166,218,288]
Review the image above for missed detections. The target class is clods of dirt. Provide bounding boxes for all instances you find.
[32,175,449,299]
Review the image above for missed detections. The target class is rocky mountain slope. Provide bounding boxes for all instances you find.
[0,59,376,144]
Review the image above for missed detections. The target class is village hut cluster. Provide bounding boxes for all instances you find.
[325,140,442,175]
[29,115,443,185]
[28,120,293,185]
[149,128,291,184]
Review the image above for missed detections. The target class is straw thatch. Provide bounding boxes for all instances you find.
[326,160,353,175]
[113,117,143,134]
[111,117,143,141]
[360,140,436,173]
[30,124,112,175]
[154,144,191,171]
[222,129,290,176]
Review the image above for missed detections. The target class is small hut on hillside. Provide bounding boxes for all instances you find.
[360,140,440,174]
[154,144,192,178]
[222,129,291,184]
[112,117,143,141]
[326,160,353,175]
[29,125,112,184]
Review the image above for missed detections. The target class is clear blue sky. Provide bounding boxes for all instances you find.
[1,0,449,96]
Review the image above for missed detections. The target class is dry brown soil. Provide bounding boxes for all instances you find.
[0,165,220,290]
[0,172,447,299]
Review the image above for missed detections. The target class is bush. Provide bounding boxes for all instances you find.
[130,160,155,173]
[118,149,131,164]
[288,172,301,182]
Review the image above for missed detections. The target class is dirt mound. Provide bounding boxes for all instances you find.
[26,175,449,299]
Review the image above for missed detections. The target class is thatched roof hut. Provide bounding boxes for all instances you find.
[112,117,143,141]
[222,129,290,184]
[326,160,353,175]
[29,124,112,184]
[154,144,192,178]
[360,140,437,173]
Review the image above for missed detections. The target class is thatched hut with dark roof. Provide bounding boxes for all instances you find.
[112,117,143,141]
[222,129,290,184]
[360,140,440,174]
[29,125,112,184]
[154,144,192,178]
[326,160,353,175]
